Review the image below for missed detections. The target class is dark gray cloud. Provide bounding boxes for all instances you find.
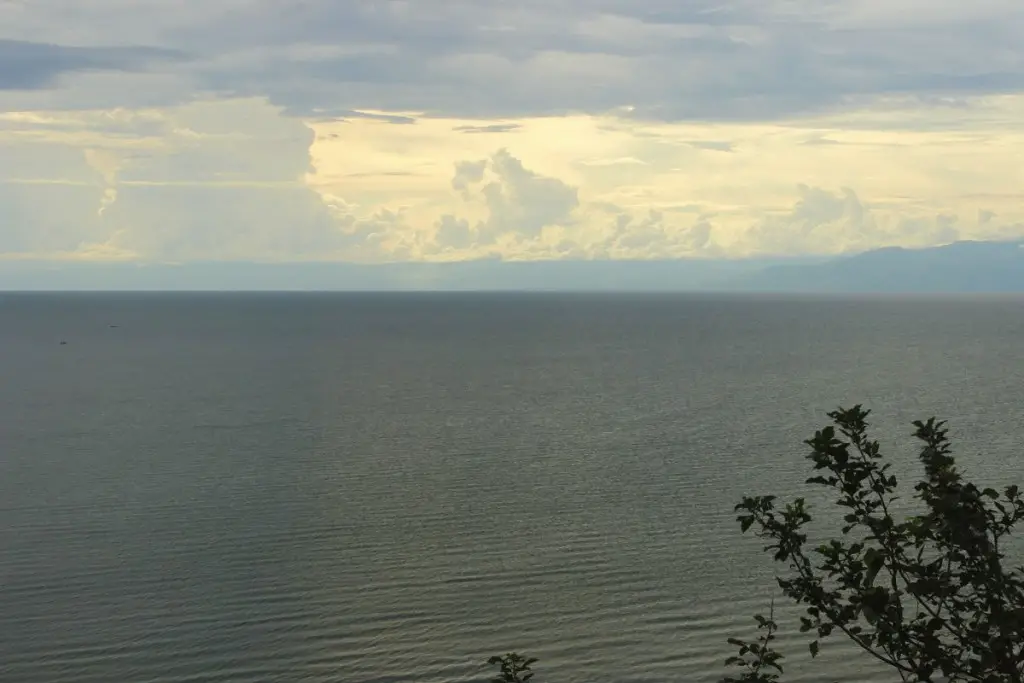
[0,39,183,90]
[179,0,1024,121]
[2,1,1024,120]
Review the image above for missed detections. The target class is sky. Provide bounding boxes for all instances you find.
[2,0,1024,265]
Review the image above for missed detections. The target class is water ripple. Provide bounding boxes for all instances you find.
[5,294,1024,683]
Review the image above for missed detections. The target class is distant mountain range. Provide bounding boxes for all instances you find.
[727,240,1024,293]
[0,256,800,291]
[1,240,1022,292]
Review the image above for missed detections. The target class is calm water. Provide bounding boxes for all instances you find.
[2,293,1024,683]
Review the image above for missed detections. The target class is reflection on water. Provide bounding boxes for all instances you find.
[2,293,1024,683]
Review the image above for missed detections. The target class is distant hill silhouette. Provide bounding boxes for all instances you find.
[0,257,804,291]
[2,241,1023,292]
[728,240,1024,293]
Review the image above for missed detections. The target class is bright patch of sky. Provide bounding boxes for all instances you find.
[2,0,1024,262]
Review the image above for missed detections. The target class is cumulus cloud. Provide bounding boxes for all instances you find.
[0,182,105,256]
[0,98,371,261]
[428,173,983,261]
[475,150,579,240]
[451,160,487,195]
[599,210,718,258]
[432,149,579,254]
[94,184,340,261]
[743,185,966,256]
[0,135,108,255]
[750,185,882,254]
[433,215,474,251]
[7,93,1024,264]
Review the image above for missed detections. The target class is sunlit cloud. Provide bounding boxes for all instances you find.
[2,1,1024,264]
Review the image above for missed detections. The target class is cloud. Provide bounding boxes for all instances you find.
[93,184,339,261]
[744,185,966,256]
[597,210,718,259]
[684,140,734,152]
[185,0,1024,120]
[454,123,522,134]
[451,160,487,195]
[7,94,1024,263]
[433,149,579,253]
[751,185,882,254]
[0,182,106,256]
[476,149,579,240]
[4,2,1023,266]
[0,98,365,261]
[0,39,183,91]
[2,1,1024,120]
[433,214,474,251]
[331,110,417,125]
[0,133,109,255]
[333,207,418,262]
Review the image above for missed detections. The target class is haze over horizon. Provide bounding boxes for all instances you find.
[4,1,1024,287]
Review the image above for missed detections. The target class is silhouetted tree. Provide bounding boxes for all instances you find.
[491,407,1024,682]
[488,652,537,683]
[726,406,1024,682]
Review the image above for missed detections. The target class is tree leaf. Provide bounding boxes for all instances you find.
[863,547,884,587]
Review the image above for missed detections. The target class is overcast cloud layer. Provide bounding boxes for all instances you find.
[2,0,1024,263]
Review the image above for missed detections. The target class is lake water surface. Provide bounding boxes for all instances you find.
[3,293,1024,683]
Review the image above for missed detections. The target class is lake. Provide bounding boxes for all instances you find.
[2,293,1023,683]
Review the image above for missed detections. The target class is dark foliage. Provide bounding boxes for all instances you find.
[490,407,1024,683]
[488,652,537,683]
[727,406,1024,682]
